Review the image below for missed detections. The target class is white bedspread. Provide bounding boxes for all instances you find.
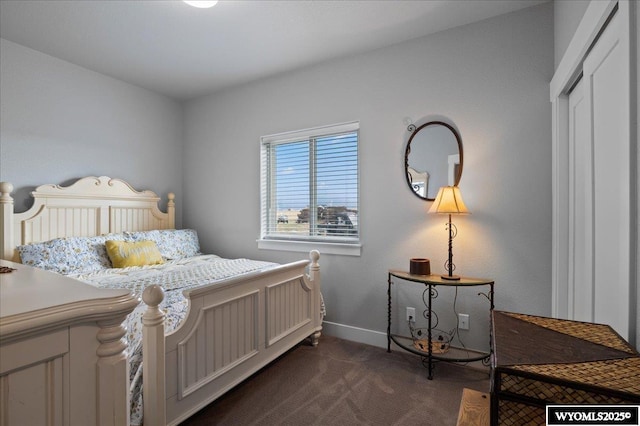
[70,254,278,425]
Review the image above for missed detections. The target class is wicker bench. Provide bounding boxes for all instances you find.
[491,311,640,425]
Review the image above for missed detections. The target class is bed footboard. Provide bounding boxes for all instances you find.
[142,250,321,426]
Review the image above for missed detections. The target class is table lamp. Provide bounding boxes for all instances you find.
[428,186,469,280]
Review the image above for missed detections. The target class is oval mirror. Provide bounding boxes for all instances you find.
[404,121,463,201]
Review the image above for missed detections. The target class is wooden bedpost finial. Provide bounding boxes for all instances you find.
[167,193,176,229]
[1,182,15,261]
[309,250,320,279]
[142,284,165,308]
[0,182,14,202]
[309,249,320,263]
[142,285,165,327]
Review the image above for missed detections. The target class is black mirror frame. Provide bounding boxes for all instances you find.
[404,120,463,201]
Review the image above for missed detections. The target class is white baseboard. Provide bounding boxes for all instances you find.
[321,321,389,348]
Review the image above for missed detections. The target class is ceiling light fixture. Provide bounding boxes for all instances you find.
[183,1,218,8]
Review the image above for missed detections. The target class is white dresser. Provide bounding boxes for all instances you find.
[0,260,138,426]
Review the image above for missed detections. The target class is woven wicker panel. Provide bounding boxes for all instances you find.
[510,357,640,396]
[501,371,634,405]
[504,312,635,354]
[498,399,544,426]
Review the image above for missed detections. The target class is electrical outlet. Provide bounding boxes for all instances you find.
[458,313,470,330]
[406,307,416,322]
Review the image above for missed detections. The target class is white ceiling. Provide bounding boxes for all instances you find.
[0,0,547,100]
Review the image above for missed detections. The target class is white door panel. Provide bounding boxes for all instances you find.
[584,11,629,337]
[551,1,634,345]
[564,10,631,339]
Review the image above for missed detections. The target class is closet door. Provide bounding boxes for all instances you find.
[583,10,630,338]
[552,1,634,344]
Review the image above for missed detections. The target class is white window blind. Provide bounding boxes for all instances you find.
[260,121,359,245]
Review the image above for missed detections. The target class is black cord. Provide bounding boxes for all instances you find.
[451,287,467,351]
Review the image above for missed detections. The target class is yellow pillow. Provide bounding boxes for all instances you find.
[105,240,164,268]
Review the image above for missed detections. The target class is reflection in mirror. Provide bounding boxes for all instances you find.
[404,121,462,201]
[407,166,429,197]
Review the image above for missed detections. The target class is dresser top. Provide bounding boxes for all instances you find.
[1,260,134,318]
[0,260,138,341]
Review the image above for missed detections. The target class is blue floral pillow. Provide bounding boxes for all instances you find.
[126,229,201,260]
[18,234,126,275]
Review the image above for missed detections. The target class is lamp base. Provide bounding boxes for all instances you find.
[441,274,461,281]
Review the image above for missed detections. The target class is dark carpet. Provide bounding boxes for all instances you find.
[180,335,490,426]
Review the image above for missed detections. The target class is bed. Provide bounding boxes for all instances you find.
[0,176,323,426]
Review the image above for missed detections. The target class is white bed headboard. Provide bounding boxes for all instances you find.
[0,176,175,262]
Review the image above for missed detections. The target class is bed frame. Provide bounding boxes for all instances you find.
[0,176,323,426]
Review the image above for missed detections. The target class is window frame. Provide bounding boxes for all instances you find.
[258,121,361,256]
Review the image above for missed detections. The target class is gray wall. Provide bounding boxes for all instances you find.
[553,0,590,68]
[0,38,184,223]
[183,3,554,351]
[1,0,634,351]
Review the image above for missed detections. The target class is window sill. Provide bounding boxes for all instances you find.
[257,239,361,256]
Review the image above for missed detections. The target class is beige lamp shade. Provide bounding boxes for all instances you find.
[428,186,469,214]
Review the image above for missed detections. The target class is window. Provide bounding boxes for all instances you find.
[260,121,360,255]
